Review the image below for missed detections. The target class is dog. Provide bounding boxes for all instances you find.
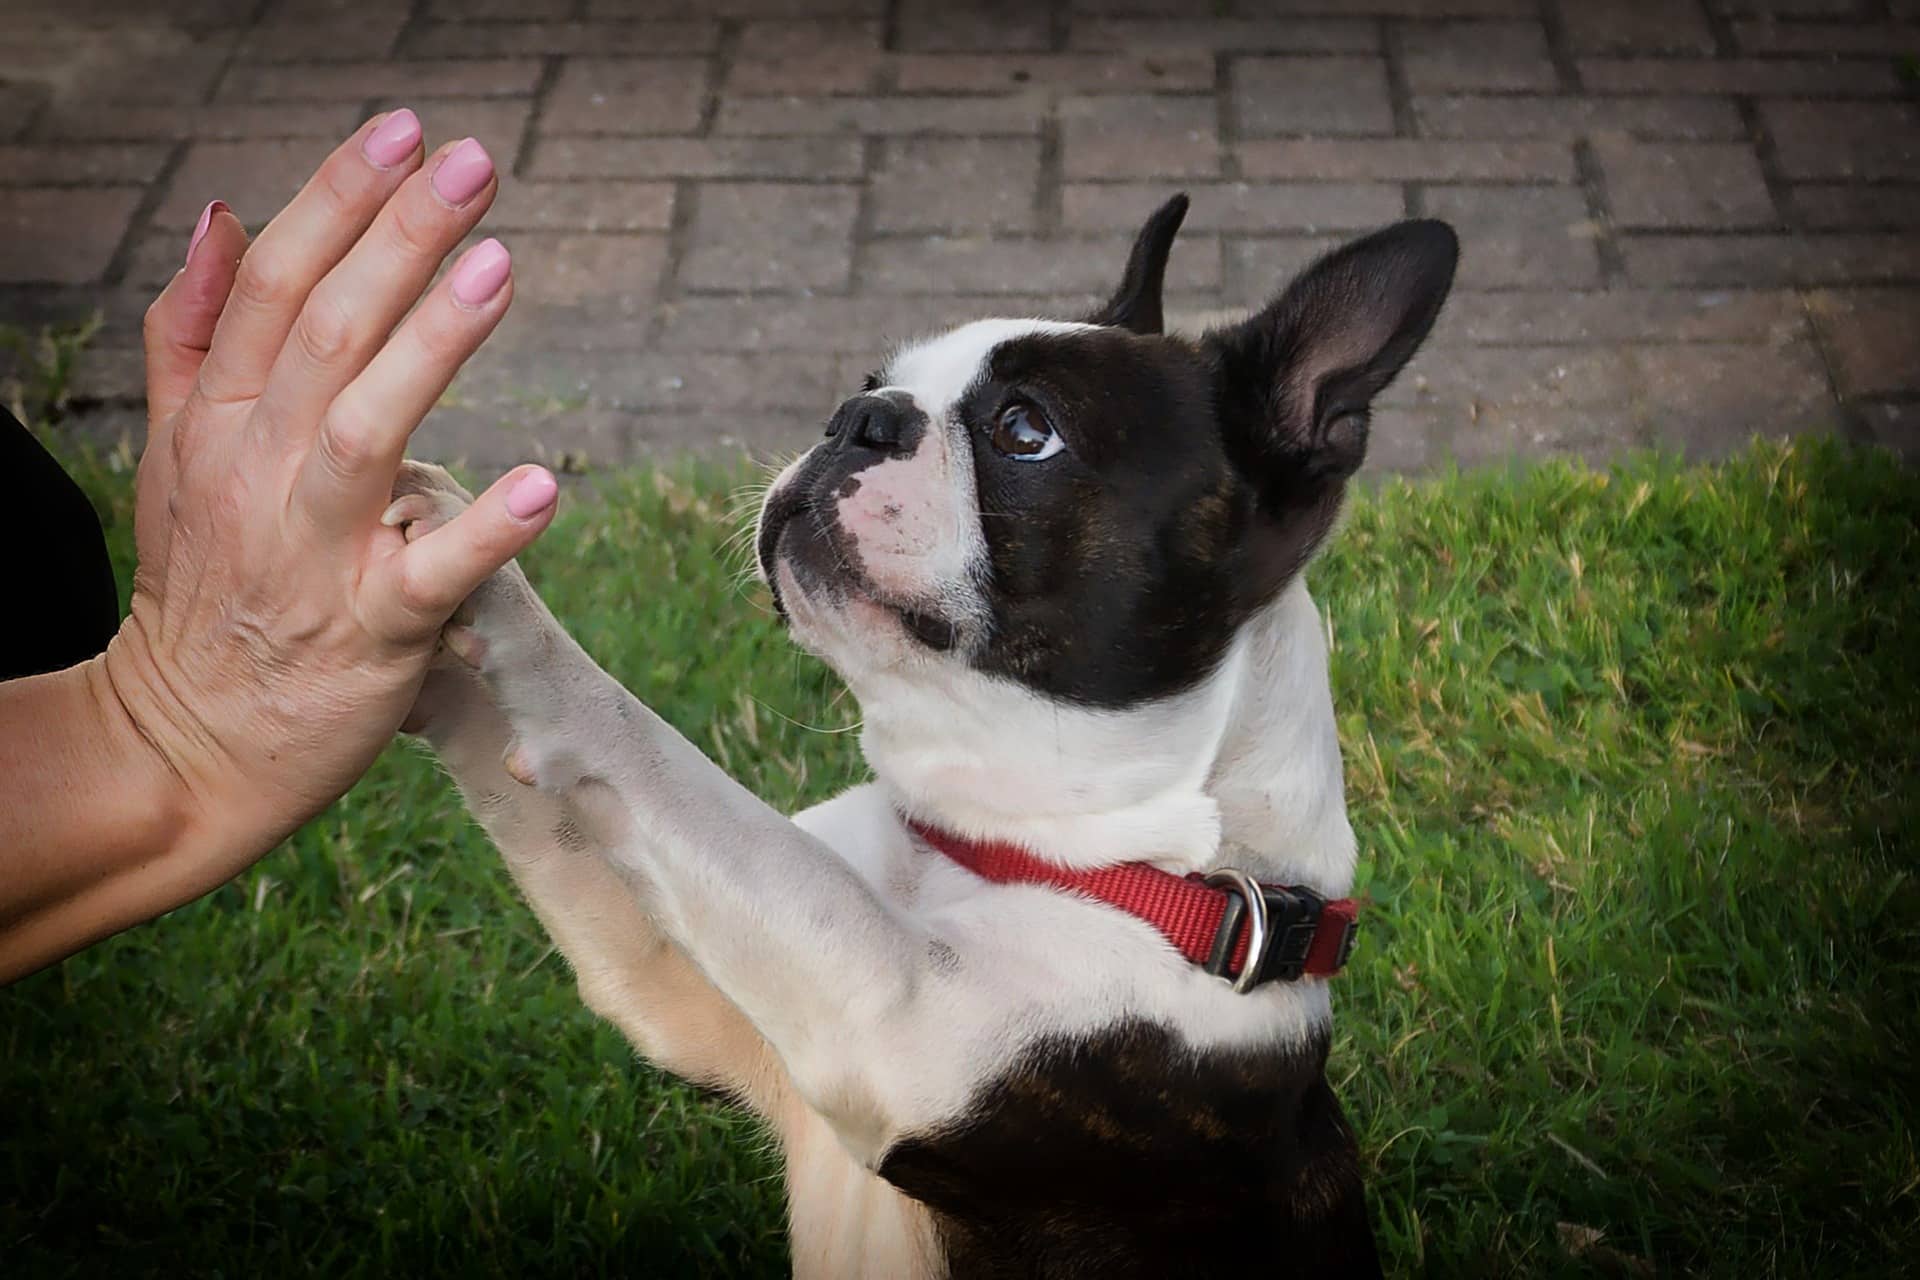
[390,194,1457,1278]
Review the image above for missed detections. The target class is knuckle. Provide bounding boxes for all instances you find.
[385,196,447,262]
[232,252,298,314]
[293,291,358,370]
[318,407,377,476]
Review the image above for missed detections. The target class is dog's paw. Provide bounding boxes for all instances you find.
[384,459,475,542]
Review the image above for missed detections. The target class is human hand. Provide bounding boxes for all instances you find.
[107,110,559,875]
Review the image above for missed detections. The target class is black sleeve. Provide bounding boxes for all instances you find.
[1,407,121,680]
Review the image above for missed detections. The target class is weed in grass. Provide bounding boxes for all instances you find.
[4,432,1916,1277]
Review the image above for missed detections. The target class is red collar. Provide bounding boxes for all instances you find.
[910,821,1360,992]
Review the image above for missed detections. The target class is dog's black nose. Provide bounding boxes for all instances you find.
[825,394,920,455]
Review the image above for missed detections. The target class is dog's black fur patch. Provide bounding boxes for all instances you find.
[878,1020,1381,1279]
[945,203,1458,708]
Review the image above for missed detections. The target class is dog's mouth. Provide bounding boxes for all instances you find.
[756,488,960,653]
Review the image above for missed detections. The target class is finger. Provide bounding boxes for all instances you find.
[261,135,498,438]
[195,109,424,408]
[367,465,558,640]
[296,238,514,536]
[143,201,247,434]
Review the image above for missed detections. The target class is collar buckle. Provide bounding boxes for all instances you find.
[1203,871,1351,992]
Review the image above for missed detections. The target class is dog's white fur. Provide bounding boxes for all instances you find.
[397,317,1355,1279]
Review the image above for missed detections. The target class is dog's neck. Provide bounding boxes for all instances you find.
[855,579,1357,896]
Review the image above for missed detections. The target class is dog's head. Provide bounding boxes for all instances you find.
[757,196,1456,722]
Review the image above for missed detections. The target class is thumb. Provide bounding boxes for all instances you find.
[143,202,247,429]
[375,465,559,638]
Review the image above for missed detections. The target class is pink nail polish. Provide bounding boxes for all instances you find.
[506,467,558,520]
[450,238,512,308]
[431,138,494,206]
[185,199,229,266]
[362,108,422,169]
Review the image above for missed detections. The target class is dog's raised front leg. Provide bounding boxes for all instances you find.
[394,465,788,1114]
[391,464,929,1155]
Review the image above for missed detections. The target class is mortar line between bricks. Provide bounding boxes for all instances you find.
[1572,141,1626,287]
[1700,4,1741,60]
[881,0,902,54]
[700,19,743,138]
[1036,110,1064,237]
[1380,18,1417,137]
[513,57,564,181]
[1048,0,1070,54]
[1214,51,1240,184]
[1794,290,1873,444]
[846,136,884,295]
[390,0,436,62]
[1536,0,1583,93]
[1737,98,1800,232]
[98,139,192,292]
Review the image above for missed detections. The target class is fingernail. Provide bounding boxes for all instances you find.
[450,238,512,308]
[362,107,422,170]
[506,466,558,520]
[185,200,228,266]
[431,137,494,207]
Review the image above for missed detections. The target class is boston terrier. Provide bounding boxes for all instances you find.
[390,195,1457,1278]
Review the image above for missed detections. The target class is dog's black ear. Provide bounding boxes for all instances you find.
[1206,219,1457,595]
[1086,193,1189,335]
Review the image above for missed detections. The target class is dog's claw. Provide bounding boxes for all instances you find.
[444,623,486,668]
[503,742,538,787]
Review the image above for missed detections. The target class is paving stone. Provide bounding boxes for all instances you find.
[365,98,536,169]
[1633,335,1840,457]
[682,182,860,291]
[1578,57,1900,96]
[1441,289,1804,345]
[1358,407,1440,473]
[1442,410,1640,468]
[895,52,1216,94]
[0,144,171,187]
[1234,57,1395,136]
[528,136,865,179]
[1789,185,1920,230]
[1624,233,1920,286]
[1060,94,1221,179]
[1592,137,1776,228]
[1239,138,1574,182]
[427,0,571,15]
[1422,186,1603,288]
[587,0,885,13]
[488,233,669,310]
[718,95,1046,136]
[1413,93,1745,140]
[1804,288,1920,397]
[1380,344,1636,411]
[1732,19,1920,53]
[589,352,850,412]
[486,181,675,232]
[541,59,710,135]
[38,103,365,142]
[729,20,886,94]
[656,294,1074,352]
[1225,237,1346,306]
[1063,182,1405,233]
[0,84,47,140]
[1857,401,1918,460]
[897,0,1051,52]
[406,20,717,57]
[1759,102,1920,181]
[219,59,543,102]
[235,11,407,62]
[0,188,142,285]
[1070,18,1380,53]
[153,139,329,229]
[1398,20,1559,93]
[871,139,1043,234]
[861,235,1222,296]
[1560,0,1716,53]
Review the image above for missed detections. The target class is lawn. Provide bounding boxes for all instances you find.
[4,434,1916,1278]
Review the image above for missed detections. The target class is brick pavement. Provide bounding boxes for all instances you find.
[1,0,1915,473]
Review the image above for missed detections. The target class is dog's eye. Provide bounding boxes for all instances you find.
[990,401,1064,462]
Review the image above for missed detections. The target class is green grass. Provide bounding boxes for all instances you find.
[5,436,1917,1278]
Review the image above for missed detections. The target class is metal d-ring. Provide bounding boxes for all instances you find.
[1205,867,1270,994]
